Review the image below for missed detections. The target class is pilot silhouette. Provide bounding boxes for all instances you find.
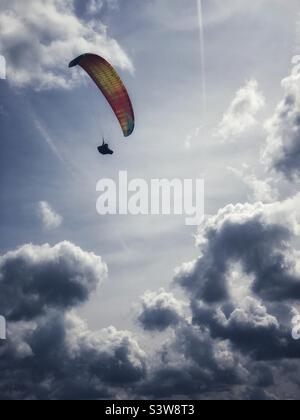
[98,138,114,155]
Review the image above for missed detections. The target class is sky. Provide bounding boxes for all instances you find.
[1,0,300,400]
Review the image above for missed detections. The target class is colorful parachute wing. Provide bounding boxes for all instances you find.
[69,54,135,137]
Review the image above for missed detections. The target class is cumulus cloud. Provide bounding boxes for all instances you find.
[175,194,300,303]
[139,305,299,400]
[216,80,265,142]
[0,311,146,400]
[0,0,133,89]
[262,68,300,180]
[2,200,300,399]
[137,289,185,332]
[0,241,147,400]
[191,297,300,361]
[137,195,300,399]
[0,241,107,321]
[38,201,63,230]
[138,324,248,399]
[2,202,300,399]
[228,166,278,203]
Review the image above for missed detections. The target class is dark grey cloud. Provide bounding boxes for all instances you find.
[137,197,300,400]
[0,311,146,400]
[1,206,300,399]
[191,298,300,361]
[2,200,300,399]
[0,241,146,400]
[0,242,107,321]
[138,323,250,399]
[137,289,185,332]
[175,198,300,303]
[245,388,277,401]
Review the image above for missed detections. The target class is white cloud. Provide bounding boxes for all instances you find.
[226,296,280,332]
[184,126,202,150]
[0,0,133,89]
[86,0,104,15]
[261,68,300,180]
[86,0,118,15]
[216,80,265,142]
[200,193,300,241]
[38,201,63,230]
[137,289,186,331]
[228,166,278,203]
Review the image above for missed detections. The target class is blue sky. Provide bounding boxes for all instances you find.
[1,0,300,400]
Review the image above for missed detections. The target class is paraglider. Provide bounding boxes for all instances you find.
[98,138,114,155]
[69,53,135,156]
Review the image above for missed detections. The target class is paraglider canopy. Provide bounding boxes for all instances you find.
[69,53,135,138]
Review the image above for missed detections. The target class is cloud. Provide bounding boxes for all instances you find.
[228,166,278,203]
[261,69,300,180]
[1,202,300,399]
[38,201,63,230]
[87,0,105,15]
[175,195,300,303]
[74,0,119,18]
[138,323,249,399]
[85,0,119,15]
[216,80,265,142]
[0,311,146,400]
[138,301,300,399]
[184,126,202,150]
[136,195,300,399]
[0,241,107,321]
[137,289,185,332]
[191,297,300,361]
[0,241,147,400]
[0,0,133,89]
